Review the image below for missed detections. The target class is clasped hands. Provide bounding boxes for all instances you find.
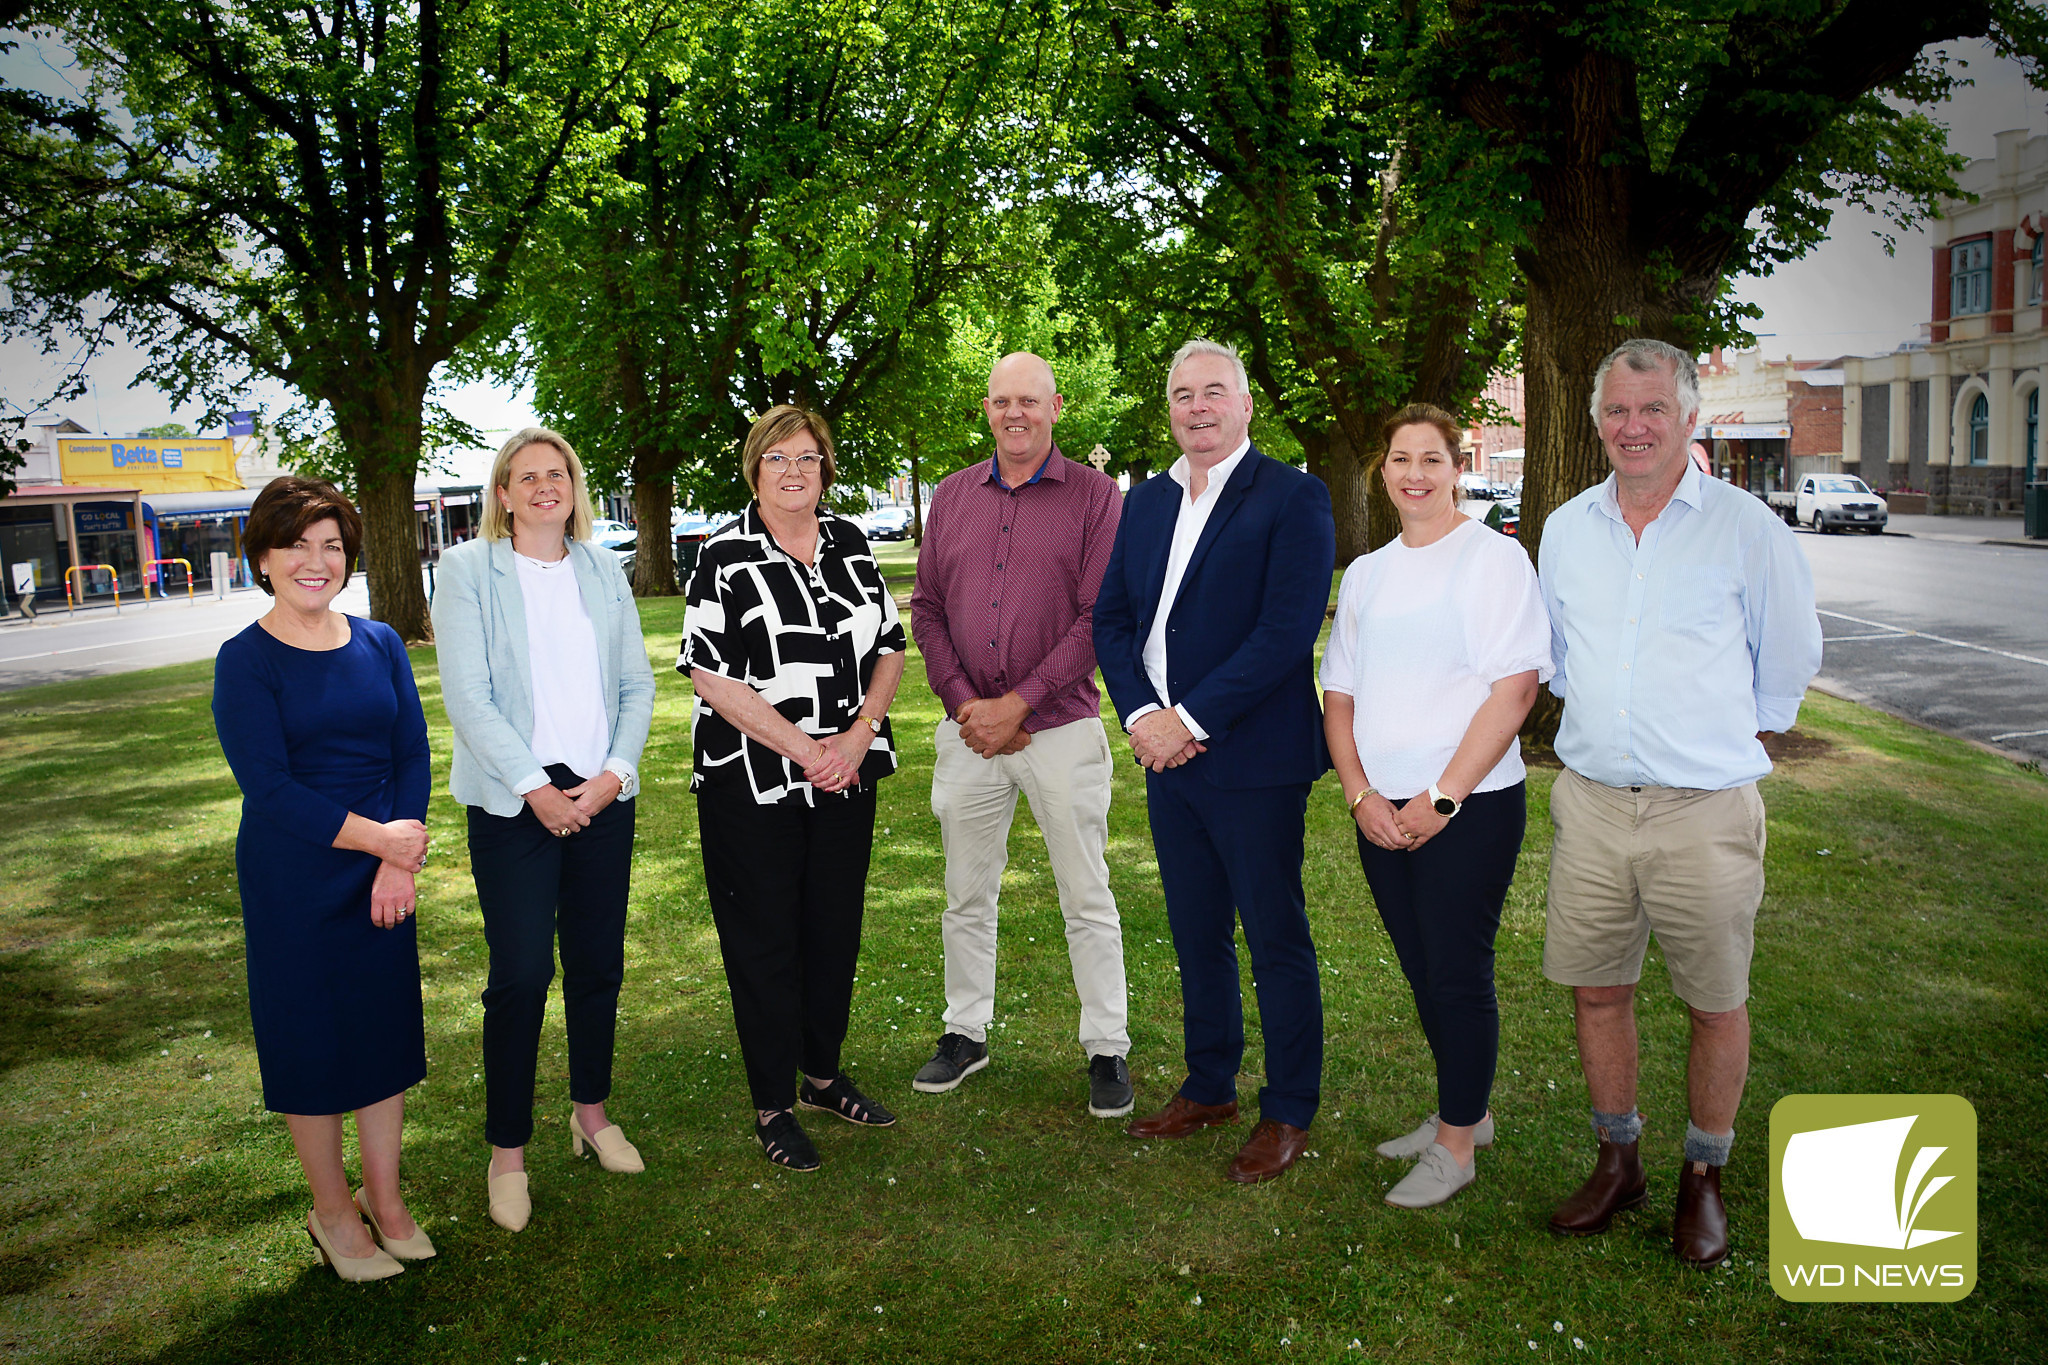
[370,818,428,929]
[804,724,874,793]
[956,693,1033,759]
[1128,708,1205,773]
[525,770,624,839]
[1353,791,1448,852]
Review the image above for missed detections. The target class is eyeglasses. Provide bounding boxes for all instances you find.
[760,453,821,471]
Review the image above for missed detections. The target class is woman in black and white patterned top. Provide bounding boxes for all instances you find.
[680,404,906,1171]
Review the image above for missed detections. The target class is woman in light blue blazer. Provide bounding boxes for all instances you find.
[432,427,656,1234]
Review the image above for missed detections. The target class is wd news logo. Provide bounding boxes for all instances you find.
[1769,1094,1976,1301]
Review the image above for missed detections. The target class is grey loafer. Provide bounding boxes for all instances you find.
[1384,1142,1477,1209]
[1375,1110,1496,1159]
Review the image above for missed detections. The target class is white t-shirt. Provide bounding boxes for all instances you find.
[515,550,610,782]
[1319,518,1554,800]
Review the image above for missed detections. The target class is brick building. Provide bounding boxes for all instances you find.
[1691,349,1846,493]
[1841,128,2046,514]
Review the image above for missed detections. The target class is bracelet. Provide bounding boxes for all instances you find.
[1348,786,1376,811]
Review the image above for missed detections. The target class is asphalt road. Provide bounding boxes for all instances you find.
[1798,521,2048,765]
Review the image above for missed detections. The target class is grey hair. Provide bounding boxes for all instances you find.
[1589,339,1701,425]
[1166,338,1249,401]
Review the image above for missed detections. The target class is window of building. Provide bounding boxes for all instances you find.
[1951,238,1992,316]
[1968,393,1989,465]
[2031,234,2045,307]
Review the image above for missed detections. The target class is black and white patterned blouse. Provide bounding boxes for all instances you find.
[678,504,906,805]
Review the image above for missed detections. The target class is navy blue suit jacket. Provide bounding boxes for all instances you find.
[1093,446,1336,789]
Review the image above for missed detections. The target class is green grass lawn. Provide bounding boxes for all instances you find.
[1,601,2044,1364]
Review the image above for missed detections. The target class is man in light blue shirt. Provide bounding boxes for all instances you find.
[1537,339,1821,1270]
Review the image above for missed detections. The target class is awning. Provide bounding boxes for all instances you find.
[144,488,262,518]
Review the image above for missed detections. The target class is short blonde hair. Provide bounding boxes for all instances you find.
[741,405,837,496]
[482,427,596,542]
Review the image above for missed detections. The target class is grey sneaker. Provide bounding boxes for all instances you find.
[1087,1054,1134,1118]
[1375,1110,1496,1160]
[912,1033,989,1093]
[1384,1142,1476,1209]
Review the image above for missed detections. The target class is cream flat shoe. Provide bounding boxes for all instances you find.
[488,1169,531,1232]
[306,1209,403,1281]
[1375,1110,1496,1160]
[354,1188,437,1261]
[1384,1142,1477,1209]
[569,1110,645,1174]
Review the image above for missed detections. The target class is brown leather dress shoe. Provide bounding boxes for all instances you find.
[1226,1119,1309,1184]
[1126,1093,1240,1139]
[1549,1138,1648,1235]
[1673,1160,1731,1267]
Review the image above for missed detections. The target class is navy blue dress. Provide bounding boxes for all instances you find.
[212,617,431,1115]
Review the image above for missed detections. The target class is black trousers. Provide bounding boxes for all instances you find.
[696,779,876,1113]
[1355,782,1525,1129]
[468,765,635,1149]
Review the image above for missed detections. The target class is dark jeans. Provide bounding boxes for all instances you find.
[1355,782,1526,1128]
[468,765,635,1149]
[696,779,876,1113]
[1146,768,1322,1130]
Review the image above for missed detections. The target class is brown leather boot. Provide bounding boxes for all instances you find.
[1549,1138,1648,1235]
[1673,1160,1730,1268]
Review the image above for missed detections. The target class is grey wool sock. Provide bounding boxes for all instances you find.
[1684,1122,1734,1166]
[1591,1108,1643,1145]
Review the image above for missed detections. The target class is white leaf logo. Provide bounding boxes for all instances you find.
[1782,1115,1960,1250]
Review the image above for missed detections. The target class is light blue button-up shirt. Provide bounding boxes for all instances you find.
[1539,462,1822,791]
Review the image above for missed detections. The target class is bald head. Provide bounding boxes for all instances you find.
[984,350,1063,472]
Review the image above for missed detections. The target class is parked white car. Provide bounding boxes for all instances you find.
[588,518,636,549]
[1765,475,1889,534]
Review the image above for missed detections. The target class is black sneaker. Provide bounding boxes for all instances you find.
[799,1075,898,1127]
[755,1111,821,1171]
[911,1032,990,1093]
[1088,1054,1135,1118]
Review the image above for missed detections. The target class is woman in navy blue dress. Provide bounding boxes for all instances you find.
[213,478,435,1282]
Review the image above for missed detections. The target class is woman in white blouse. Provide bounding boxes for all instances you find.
[432,428,656,1233]
[1320,403,1552,1209]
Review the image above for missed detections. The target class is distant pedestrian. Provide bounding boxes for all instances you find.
[212,477,433,1281]
[908,351,1132,1117]
[1321,404,1551,1209]
[1539,339,1821,1267]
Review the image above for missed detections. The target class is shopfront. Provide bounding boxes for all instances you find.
[143,489,262,592]
[1701,422,1793,494]
[0,485,146,611]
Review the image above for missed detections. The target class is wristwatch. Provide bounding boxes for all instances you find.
[859,714,883,734]
[1428,782,1462,818]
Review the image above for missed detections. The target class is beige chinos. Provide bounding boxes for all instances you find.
[931,716,1130,1058]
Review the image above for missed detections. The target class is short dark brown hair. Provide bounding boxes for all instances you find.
[244,477,363,596]
[1368,403,1469,501]
[741,405,837,496]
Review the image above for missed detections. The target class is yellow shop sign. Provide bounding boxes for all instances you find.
[59,436,243,492]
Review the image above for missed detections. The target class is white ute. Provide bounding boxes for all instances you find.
[1766,474,1889,535]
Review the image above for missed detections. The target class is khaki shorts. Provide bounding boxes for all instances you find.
[1543,767,1766,1012]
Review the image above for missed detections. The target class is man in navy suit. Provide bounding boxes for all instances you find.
[1093,339,1337,1183]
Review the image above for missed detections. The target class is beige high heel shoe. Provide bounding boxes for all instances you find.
[354,1188,437,1261]
[488,1167,531,1232]
[569,1109,645,1174]
[306,1209,403,1282]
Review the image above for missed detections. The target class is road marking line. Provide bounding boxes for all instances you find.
[1989,728,2048,742]
[1823,632,1912,642]
[1817,609,2048,669]
[0,624,246,661]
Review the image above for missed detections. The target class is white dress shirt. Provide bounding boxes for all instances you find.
[1538,462,1822,791]
[1127,438,1251,739]
[511,549,636,796]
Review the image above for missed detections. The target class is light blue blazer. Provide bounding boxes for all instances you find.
[431,537,657,818]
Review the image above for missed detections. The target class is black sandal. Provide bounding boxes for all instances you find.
[798,1075,898,1127]
[755,1111,821,1170]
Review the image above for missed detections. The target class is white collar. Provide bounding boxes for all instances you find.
[1167,437,1252,495]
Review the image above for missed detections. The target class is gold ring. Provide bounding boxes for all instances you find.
[557,827,572,837]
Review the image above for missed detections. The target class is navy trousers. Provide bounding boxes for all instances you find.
[1147,768,1322,1129]
[1355,782,1525,1128]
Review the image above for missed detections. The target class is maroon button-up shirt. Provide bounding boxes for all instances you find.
[910,447,1122,732]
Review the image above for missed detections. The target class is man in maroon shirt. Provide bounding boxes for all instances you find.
[908,351,1134,1117]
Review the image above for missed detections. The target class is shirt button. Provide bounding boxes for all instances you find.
[1622,662,1631,670]
[1627,617,1636,624]
[1622,752,1631,759]
[1619,709,1627,716]
[1636,573,1644,580]
[995,563,1003,570]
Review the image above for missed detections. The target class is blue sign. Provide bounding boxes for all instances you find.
[75,504,131,533]
[227,411,257,436]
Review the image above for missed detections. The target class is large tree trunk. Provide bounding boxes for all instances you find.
[908,446,924,547]
[630,457,678,596]
[355,452,431,643]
